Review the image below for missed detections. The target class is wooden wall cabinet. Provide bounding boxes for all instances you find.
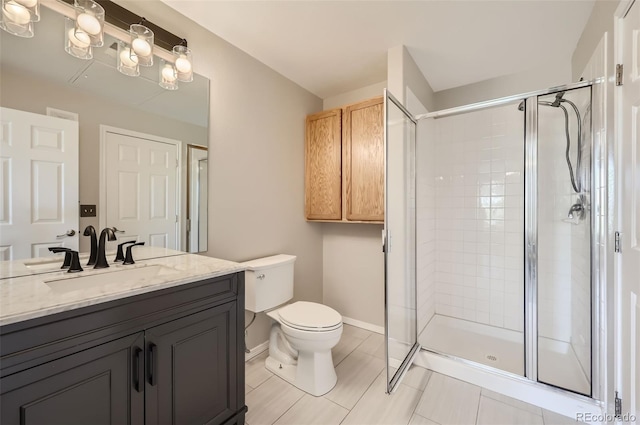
[305,96,384,223]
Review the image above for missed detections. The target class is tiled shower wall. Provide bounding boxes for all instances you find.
[417,119,436,334]
[430,104,525,332]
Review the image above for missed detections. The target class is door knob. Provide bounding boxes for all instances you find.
[56,229,76,238]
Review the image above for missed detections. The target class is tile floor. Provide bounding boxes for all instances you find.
[245,324,581,425]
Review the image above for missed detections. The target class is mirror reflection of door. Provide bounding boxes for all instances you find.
[101,126,180,250]
[0,107,79,260]
[187,145,208,253]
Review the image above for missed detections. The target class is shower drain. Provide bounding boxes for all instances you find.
[486,354,498,362]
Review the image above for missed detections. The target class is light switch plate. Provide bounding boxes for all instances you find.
[80,204,96,217]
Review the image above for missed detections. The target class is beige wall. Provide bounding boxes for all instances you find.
[115,0,324,350]
[0,67,208,252]
[433,62,572,110]
[321,82,387,328]
[388,46,436,113]
[571,0,621,81]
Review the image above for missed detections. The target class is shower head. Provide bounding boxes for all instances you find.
[551,91,565,107]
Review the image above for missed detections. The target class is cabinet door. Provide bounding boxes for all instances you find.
[343,97,384,221]
[0,332,144,425]
[305,108,342,220]
[145,302,239,425]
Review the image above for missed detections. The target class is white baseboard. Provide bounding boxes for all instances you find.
[245,340,269,362]
[342,316,384,334]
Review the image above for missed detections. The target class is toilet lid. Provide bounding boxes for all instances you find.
[278,301,342,331]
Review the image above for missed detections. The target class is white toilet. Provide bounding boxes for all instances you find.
[243,254,343,396]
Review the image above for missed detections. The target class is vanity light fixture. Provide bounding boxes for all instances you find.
[129,22,154,66]
[116,39,139,76]
[0,0,39,38]
[64,16,91,59]
[159,59,179,90]
[72,0,104,47]
[173,43,193,83]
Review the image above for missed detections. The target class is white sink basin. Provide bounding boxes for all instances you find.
[24,259,64,272]
[44,265,179,293]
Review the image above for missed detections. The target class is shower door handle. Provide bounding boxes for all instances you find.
[382,229,388,253]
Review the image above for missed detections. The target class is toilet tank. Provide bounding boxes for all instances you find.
[243,254,296,313]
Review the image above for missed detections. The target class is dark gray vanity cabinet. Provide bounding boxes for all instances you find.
[1,332,145,425]
[0,272,247,425]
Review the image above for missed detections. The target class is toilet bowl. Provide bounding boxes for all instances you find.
[243,255,343,396]
[266,301,343,396]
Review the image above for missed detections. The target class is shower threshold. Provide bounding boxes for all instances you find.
[418,314,590,395]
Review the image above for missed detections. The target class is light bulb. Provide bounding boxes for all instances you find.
[14,0,36,8]
[68,28,90,48]
[175,56,191,74]
[3,1,30,25]
[162,65,176,82]
[131,38,151,57]
[119,48,138,67]
[76,12,100,35]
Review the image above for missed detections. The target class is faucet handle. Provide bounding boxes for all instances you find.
[49,247,72,269]
[115,241,137,262]
[123,242,145,265]
[67,251,83,273]
[111,227,125,234]
[48,247,83,272]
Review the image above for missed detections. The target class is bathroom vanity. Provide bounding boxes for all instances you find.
[0,251,247,425]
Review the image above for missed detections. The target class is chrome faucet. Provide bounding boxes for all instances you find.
[83,225,98,265]
[94,227,117,269]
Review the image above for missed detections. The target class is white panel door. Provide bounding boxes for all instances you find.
[617,0,640,420]
[0,107,79,260]
[104,130,178,250]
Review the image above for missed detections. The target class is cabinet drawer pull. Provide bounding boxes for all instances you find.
[148,343,157,386]
[133,347,143,392]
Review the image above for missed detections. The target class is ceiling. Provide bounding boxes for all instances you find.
[162,0,595,99]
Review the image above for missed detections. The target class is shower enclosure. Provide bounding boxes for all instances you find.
[384,82,599,400]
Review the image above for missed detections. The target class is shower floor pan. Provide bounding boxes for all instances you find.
[418,314,590,395]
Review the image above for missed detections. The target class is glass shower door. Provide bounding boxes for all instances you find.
[384,89,420,393]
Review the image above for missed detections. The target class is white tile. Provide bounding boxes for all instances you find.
[325,349,385,410]
[398,365,432,391]
[342,324,373,340]
[542,409,581,424]
[415,372,481,425]
[357,332,385,359]
[245,376,304,425]
[408,414,440,425]
[342,371,422,425]
[477,397,544,425]
[246,351,273,389]
[273,394,348,425]
[481,388,542,416]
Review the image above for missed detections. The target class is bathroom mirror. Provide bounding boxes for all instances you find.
[0,6,209,264]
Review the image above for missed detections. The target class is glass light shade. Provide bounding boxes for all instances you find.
[73,0,104,47]
[130,24,153,67]
[0,0,35,37]
[159,59,178,90]
[117,41,140,77]
[172,45,193,83]
[64,16,92,59]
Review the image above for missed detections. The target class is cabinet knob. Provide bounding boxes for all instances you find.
[257,274,265,280]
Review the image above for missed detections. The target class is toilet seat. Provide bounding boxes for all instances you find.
[278,301,342,332]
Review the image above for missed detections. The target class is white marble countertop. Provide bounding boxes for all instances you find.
[0,248,246,327]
